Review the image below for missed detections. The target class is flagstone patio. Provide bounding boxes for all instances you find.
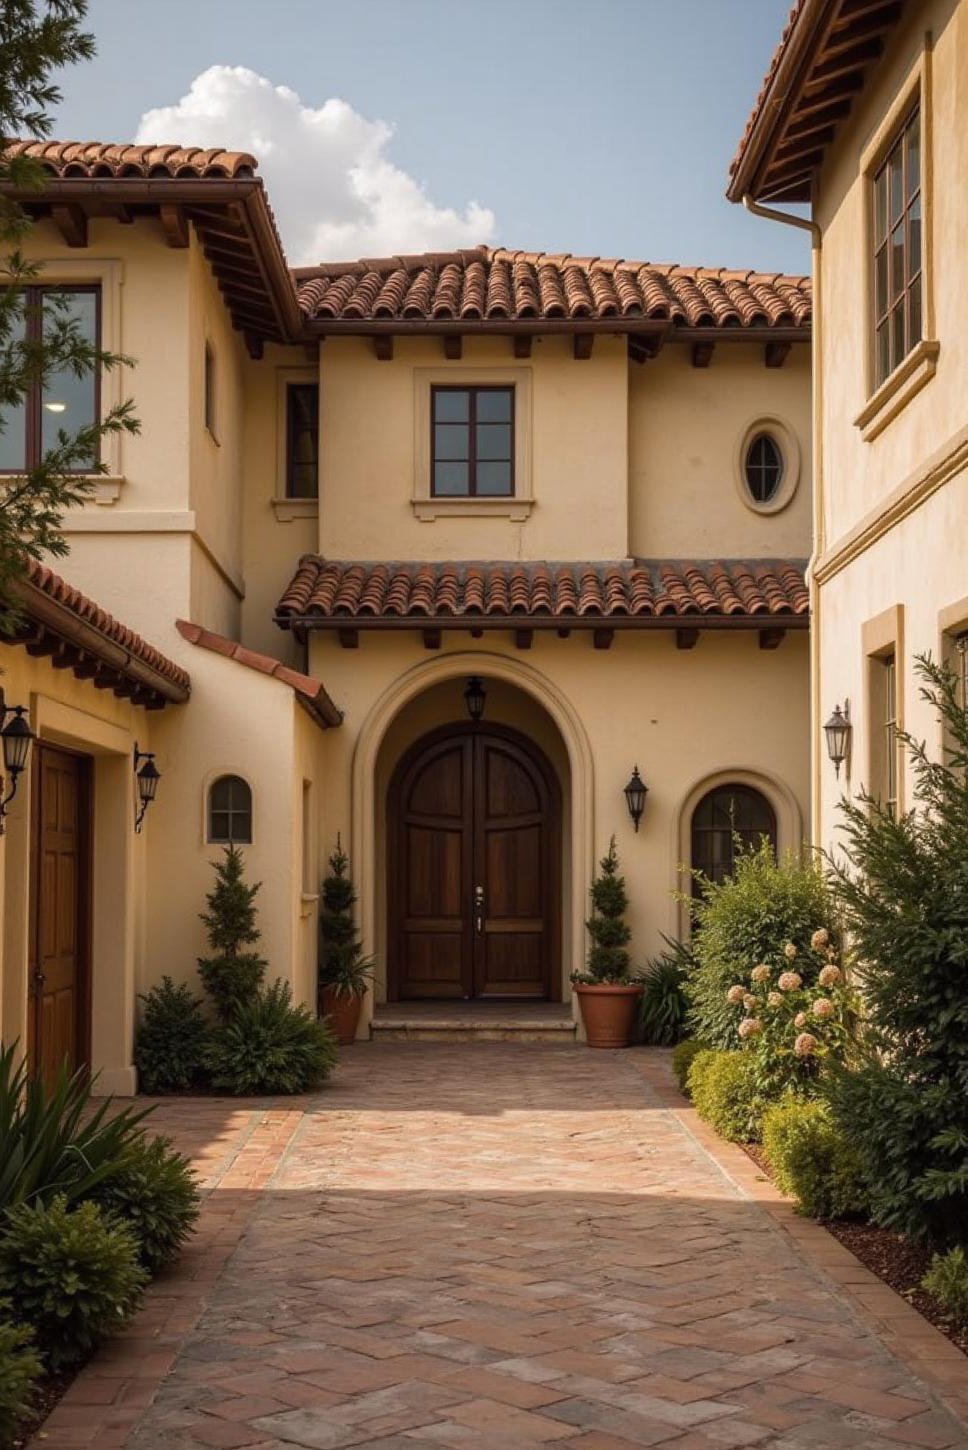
[36,1045,968,1448]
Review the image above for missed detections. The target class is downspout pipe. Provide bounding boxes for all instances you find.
[742,194,825,852]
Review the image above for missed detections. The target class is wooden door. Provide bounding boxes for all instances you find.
[389,726,559,1001]
[28,745,91,1086]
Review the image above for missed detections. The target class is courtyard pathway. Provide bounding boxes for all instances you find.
[39,1045,968,1448]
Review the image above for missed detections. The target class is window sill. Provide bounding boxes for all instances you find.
[855,339,940,442]
[272,497,319,522]
[412,497,533,522]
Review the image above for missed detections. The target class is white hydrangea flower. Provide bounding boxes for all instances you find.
[726,984,746,1005]
[794,1032,818,1058]
[751,963,772,984]
[794,1011,808,1028]
[738,1017,763,1039]
[767,991,783,1008]
[818,964,842,988]
[811,928,830,951]
[812,997,834,1019]
[783,942,798,960]
[743,992,757,1011]
[778,971,802,991]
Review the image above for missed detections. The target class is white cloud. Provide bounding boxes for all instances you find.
[136,66,496,265]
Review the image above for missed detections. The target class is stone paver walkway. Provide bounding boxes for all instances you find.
[38,1045,968,1448]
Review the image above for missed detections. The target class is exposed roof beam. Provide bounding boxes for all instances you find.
[51,203,87,247]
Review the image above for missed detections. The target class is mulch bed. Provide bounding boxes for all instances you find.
[11,1367,78,1450]
[741,1144,968,1356]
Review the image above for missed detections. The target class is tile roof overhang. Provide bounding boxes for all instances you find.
[2,143,301,354]
[8,562,191,708]
[275,558,809,643]
[728,0,908,205]
[175,620,342,729]
[294,248,811,343]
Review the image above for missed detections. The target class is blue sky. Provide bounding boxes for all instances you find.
[52,0,809,274]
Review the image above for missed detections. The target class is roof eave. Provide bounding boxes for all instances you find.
[275,612,809,633]
[304,318,810,341]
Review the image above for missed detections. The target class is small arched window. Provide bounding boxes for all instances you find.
[744,432,784,504]
[691,784,776,892]
[208,775,252,844]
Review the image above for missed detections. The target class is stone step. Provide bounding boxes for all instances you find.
[370,1006,578,1044]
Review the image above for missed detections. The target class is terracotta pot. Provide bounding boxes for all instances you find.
[321,987,365,1045]
[574,983,643,1049]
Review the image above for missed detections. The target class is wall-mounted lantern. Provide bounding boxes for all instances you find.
[623,765,648,832]
[464,675,486,723]
[133,744,161,833]
[824,702,851,779]
[0,703,35,835]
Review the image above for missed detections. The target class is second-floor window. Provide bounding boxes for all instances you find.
[431,385,514,497]
[873,104,921,388]
[0,285,100,473]
[286,382,319,498]
[882,653,898,816]
[204,343,217,439]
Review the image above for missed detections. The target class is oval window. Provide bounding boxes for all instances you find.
[744,432,784,504]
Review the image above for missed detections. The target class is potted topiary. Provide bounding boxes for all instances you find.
[572,837,642,1047]
[319,838,374,1044]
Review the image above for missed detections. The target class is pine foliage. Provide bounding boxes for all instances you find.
[319,838,373,999]
[580,837,633,983]
[197,846,267,1017]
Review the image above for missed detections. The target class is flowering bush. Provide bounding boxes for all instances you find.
[723,932,855,1108]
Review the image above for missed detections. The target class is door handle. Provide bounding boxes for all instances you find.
[474,884,484,934]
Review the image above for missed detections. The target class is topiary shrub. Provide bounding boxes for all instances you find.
[134,977,209,1093]
[685,840,835,1048]
[761,1098,867,1220]
[204,981,338,1096]
[922,1247,968,1331]
[671,1038,705,1095]
[827,656,968,1245]
[0,1307,41,1447]
[639,937,693,1045]
[89,1136,199,1273]
[572,837,635,985]
[197,846,267,1018]
[0,1196,147,1370]
[319,838,374,1001]
[687,1049,759,1142]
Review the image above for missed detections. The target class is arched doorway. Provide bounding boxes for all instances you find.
[387,723,561,1001]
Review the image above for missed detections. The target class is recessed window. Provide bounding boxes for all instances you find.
[691,785,777,894]
[431,386,514,497]
[873,105,921,388]
[286,383,319,498]
[955,633,968,713]
[204,343,217,439]
[744,432,784,504]
[882,654,899,817]
[208,775,252,844]
[0,286,100,473]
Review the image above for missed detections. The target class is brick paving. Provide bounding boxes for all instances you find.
[36,1045,968,1449]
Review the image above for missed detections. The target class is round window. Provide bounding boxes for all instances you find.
[744,433,784,504]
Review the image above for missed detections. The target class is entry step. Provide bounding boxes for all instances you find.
[370,1001,577,1043]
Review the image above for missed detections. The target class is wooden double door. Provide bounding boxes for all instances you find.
[388,725,560,1000]
[27,745,92,1087]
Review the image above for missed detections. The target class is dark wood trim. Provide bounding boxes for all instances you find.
[691,342,715,368]
[573,334,594,360]
[443,335,462,360]
[159,203,190,248]
[513,335,533,358]
[279,612,810,637]
[431,384,515,499]
[592,628,614,650]
[759,627,787,650]
[51,204,88,248]
[373,335,393,360]
[676,628,700,650]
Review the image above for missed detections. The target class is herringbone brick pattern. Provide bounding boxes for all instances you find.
[39,1046,968,1448]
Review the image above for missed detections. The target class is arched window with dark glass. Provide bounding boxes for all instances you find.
[208,775,252,844]
[691,784,776,891]
[744,432,784,504]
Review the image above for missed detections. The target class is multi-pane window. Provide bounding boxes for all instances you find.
[0,286,100,473]
[691,785,777,894]
[431,386,513,497]
[956,633,968,712]
[873,105,921,388]
[208,775,252,844]
[744,433,784,504]
[883,655,898,816]
[286,383,319,498]
[204,344,217,438]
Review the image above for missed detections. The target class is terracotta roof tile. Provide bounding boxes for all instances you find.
[175,621,341,728]
[5,140,258,179]
[276,558,809,627]
[294,246,811,330]
[23,561,190,694]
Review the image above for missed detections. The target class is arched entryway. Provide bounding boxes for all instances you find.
[387,723,561,1001]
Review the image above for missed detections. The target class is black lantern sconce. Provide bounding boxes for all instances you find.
[824,701,852,779]
[464,675,486,724]
[0,701,36,835]
[133,743,161,833]
[623,765,648,832]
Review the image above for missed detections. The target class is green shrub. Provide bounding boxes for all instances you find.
[319,839,374,1000]
[639,938,693,1045]
[827,656,968,1245]
[0,1197,146,1370]
[204,981,338,1095]
[572,838,635,984]
[197,846,267,1018]
[685,840,834,1048]
[761,1098,867,1219]
[687,1049,759,1142]
[922,1246,968,1330]
[89,1136,199,1273]
[671,1038,705,1094]
[0,1307,41,1447]
[134,977,209,1094]
[0,1044,151,1212]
